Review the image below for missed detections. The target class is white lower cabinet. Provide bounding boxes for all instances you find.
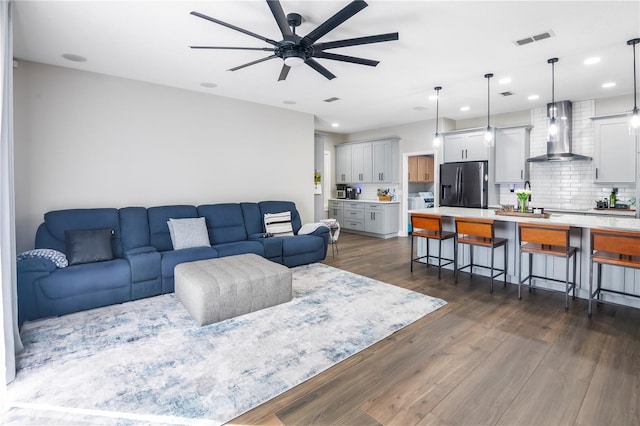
[328,200,344,226]
[330,200,399,238]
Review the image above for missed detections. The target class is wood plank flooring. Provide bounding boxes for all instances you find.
[231,232,640,426]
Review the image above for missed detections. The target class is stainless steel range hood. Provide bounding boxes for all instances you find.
[527,100,592,162]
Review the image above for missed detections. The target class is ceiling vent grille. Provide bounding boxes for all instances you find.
[500,91,514,97]
[323,97,341,103]
[515,30,555,46]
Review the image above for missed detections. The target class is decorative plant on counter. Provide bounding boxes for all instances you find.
[515,188,531,213]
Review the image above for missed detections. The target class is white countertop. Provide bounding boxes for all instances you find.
[410,206,640,232]
[329,198,400,204]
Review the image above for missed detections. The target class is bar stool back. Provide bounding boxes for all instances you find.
[517,222,577,309]
[410,213,456,279]
[589,228,640,317]
[454,217,507,293]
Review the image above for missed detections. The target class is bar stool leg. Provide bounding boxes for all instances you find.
[410,235,414,272]
[528,253,533,293]
[572,252,577,300]
[518,249,522,299]
[588,258,593,318]
[597,263,602,301]
[438,239,442,279]
[503,243,508,286]
[426,238,430,269]
[564,254,570,310]
[490,244,495,294]
[469,245,474,279]
[454,237,459,284]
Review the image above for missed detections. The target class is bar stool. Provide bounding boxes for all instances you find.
[517,222,577,310]
[588,228,640,317]
[410,213,456,279]
[454,217,508,293]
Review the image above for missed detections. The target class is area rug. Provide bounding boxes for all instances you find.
[5,263,446,425]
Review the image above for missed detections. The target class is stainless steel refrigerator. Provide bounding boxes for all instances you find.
[439,161,488,208]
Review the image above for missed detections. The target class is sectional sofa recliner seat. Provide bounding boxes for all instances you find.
[17,201,329,325]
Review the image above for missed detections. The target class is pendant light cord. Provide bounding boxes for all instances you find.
[634,40,638,111]
[434,86,441,135]
[485,73,493,128]
[551,60,555,119]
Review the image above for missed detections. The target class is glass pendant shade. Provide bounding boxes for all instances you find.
[548,117,558,136]
[433,133,442,149]
[484,126,493,146]
[629,109,640,135]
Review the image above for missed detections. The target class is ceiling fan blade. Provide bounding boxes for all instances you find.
[267,0,293,38]
[190,46,276,51]
[301,0,368,46]
[314,32,399,51]
[278,64,291,81]
[313,51,379,66]
[191,11,280,47]
[228,55,278,72]
[305,58,336,80]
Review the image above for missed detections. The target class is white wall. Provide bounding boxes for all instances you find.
[13,61,315,252]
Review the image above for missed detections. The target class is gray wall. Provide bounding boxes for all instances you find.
[13,61,315,252]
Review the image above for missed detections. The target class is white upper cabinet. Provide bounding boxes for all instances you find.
[494,126,531,184]
[592,115,637,184]
[335,144,352,183]
[335,138,399,183]
[443,130,489,163]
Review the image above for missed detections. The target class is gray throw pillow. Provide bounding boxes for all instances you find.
[65,228,114,266]
[167,217,211,250]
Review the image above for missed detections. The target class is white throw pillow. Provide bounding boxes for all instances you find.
[167,217,211,250]
[264,211,294,237]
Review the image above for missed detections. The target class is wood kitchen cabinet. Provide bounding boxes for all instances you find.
[494,126,531,183]
[592,115,637,183]
[443,130,488,163]
[408,155,434,182]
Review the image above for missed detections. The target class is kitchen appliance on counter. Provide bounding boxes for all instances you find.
[346,186,361,200]
[440,161,488,208]
[336,184,347,199]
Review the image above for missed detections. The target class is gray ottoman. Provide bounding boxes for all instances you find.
[174,253,292,326]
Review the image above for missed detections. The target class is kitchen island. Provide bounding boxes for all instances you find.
[410,207,640,311]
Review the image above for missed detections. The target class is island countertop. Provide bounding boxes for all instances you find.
[410,206,640,232]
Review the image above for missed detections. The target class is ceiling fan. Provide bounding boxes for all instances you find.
[190,0,399,81]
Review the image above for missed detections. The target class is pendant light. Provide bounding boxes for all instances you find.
[547,57,559,138]
[432,86,443,150]
[627,38,640,134]
[483,73,494,147]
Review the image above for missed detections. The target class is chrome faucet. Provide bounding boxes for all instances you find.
[524,181,532,201]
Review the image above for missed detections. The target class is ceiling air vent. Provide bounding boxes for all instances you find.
[323,97,340,103]
[514,30,555,46]
[500,91,514,97]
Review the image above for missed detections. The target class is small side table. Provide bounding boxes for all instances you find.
[320,219,340,259]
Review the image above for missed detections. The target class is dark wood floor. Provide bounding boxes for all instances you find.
[232,232,640,426]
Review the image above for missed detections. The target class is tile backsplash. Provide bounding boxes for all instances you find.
[498,99,636,210]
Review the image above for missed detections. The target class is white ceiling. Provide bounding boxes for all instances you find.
[11,0,640,133]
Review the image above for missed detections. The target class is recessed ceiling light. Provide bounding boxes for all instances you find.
[200,82,217,88]
[584,57,601,65]
[460,106,470,112]
[602,82,616,88]
[61,53,87,62]
[413,106,427,111]
[528,94,540,100]
[499,77,512,84]
[283,100,296,105]
[331,123,340,128]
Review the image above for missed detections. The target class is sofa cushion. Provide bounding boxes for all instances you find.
[148,205,198,251]
[240,202,263,235]
[36,259,130,300]
[119,207,150,252]
[167,217,211,250]
[65,228,114,266]
[198,204,248,244]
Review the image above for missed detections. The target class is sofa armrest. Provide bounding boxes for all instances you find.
[17,257,58,273]
[124,246,158,257]
[124,247,161,295]
[17,258,58,326]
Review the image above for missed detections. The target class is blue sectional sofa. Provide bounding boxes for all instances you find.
[17,201,329,324]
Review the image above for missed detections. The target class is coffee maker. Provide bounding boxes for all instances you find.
[336,184,347,199]
[346,186,361,199]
